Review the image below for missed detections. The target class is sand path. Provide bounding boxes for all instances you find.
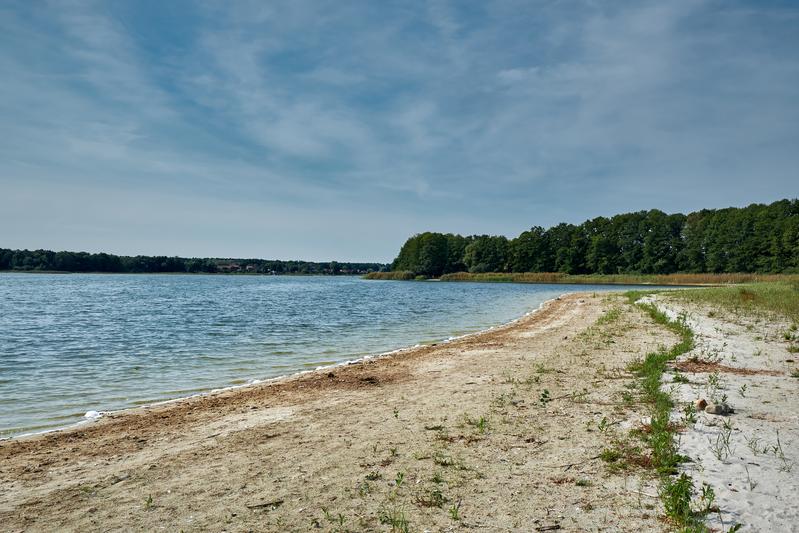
[1,293,676,532]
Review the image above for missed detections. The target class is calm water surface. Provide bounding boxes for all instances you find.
[1,274,654,437]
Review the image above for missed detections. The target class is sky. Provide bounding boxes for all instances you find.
[1,1,797,262]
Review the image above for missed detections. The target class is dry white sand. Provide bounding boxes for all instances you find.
[647,294,799,532]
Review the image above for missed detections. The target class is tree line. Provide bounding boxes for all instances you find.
[0,249,386,275]
[391,199,799,277]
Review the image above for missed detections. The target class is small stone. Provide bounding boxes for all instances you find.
[695,399,708,411]
[110,473,130,485]
[704,402,733,415]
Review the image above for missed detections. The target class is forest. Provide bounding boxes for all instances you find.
[0,249,385,275]
[390,199,799,277]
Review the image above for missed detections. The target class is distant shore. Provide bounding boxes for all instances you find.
[0,247,387,276]
[0,270,368,276]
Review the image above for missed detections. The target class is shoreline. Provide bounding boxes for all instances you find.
[2,293,566,443]
[1,292,679,531]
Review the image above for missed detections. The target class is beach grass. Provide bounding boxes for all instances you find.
[667,281,799,323]
[631,300,694,472]
[622,291,725,531]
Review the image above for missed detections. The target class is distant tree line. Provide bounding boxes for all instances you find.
[0,249,386,275]
[392,199,799,277]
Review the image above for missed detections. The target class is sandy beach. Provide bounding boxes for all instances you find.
[1,290,794,532]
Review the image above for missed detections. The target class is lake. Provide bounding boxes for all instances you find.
[0,274,654,438]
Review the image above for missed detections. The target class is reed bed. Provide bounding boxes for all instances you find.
[363,271,417,281]
[435,272,799,286]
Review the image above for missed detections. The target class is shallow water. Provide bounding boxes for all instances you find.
[1,273,654,437]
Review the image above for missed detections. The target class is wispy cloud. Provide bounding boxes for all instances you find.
[1,0,797,261]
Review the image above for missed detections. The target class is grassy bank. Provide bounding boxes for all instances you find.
[667,281,799,324]
[367,271,798,286]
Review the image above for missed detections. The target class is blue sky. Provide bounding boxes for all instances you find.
[1,1,797,262]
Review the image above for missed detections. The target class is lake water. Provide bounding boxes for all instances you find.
[1,274,653,438]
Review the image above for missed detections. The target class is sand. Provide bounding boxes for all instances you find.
[645,295,799,532]
[0,292,703,531]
